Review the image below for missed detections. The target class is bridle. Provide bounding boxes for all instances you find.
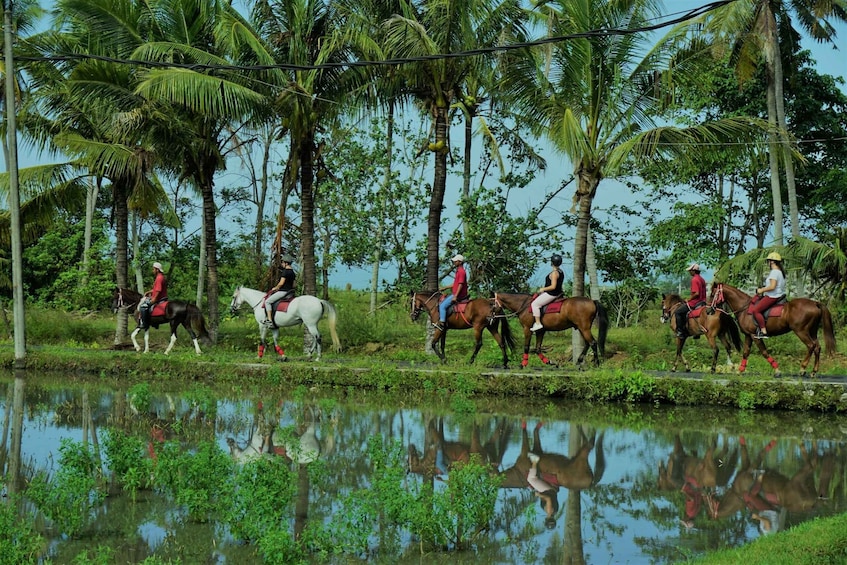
[493,293,532,317]
[660,297,684,323]
[113,288,139,312]
[410,292,440,321]
[710,284,749,318]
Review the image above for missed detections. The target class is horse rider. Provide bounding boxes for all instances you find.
[530,254,565,333]
[527,451,560,530]
[436,254,468,331]
[139,261,168,329]
[263,253,297,326]
[675,262,707,338]
[749,251,786,339]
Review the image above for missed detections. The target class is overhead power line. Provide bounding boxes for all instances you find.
[17,0,738,73]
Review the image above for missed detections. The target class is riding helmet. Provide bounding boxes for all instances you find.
[766,251,782,262]
[550,254,562,266]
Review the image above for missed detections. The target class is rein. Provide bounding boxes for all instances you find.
[712,284,750,318]
[412,292,441,318]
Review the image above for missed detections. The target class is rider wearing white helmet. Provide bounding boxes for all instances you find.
[750,251,786,339]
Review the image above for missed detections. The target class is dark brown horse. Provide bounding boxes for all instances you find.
[660,293,742,373]
[493,293,608,368]
[410,291,515,368]
[710,283,836,378]
[112,287,209,355]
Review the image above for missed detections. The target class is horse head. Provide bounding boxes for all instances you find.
[410,291,436,322]
[660,294,682,324]
[229,286,243,315]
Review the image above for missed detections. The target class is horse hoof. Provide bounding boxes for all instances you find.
[277,356,288,362]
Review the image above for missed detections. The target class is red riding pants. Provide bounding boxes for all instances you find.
[748,295,779,329]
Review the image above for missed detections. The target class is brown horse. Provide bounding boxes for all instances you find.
[710,283,836,378]
[410,291,515,368]
[660,293,742,373]
[494,292,608,368]
[657,434,737,493]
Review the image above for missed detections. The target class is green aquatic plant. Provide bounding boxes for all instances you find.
[26,439,106,538]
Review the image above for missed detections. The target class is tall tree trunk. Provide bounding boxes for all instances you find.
[371,106,395,314]
[196,221,206,308]
[461,111,472,236]
[201,178,219,344]
[763,3,799,240]
[572,174,598,363]
[300,132,318,296]
[81,180,99,286]
[131,212,144,293]
[425,106,449,294]
[762,2,784,246]
[113,183,129,346]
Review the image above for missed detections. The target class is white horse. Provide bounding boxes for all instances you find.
[229,286,341,361]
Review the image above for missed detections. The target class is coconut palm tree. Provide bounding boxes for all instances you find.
[382,0,529,293]
[702,0,847,244]
[500,0,767,361]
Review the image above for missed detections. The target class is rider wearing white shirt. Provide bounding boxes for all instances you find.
[749,251,786,339]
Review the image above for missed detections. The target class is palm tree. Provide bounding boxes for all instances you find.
[501,0,766,360]
[702,0,847,245]
[383,0,528,293]
[131,0,271,339]
[249,0,363,296]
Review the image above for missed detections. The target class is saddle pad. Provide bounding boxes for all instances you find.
[688,306,705,318]
[274,299,293,314]
[453,301,469,314]
[533,295,565,315]
[766,304,784,317]
[151,301,168,317]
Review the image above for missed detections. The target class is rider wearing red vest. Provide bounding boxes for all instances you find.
[140,262,168,328]
[676,263,707,338]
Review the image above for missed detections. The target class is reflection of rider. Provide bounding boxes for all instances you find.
[436,255,468,331]
[675,263,707,338]
[139,262,168,328]
[530,254,564,333]
[263,254,296,326]
[527,452,559,529]
[749,251,786,339]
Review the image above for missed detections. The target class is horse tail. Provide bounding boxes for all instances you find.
[191,305,210,341]
[499,314,516,353]
[320,299,342,352]
[726,314,742,352]
[593,300,608,358]
[820,302,837,356]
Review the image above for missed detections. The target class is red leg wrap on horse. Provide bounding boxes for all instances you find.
[539,354,549,364]
[739,358,748,372]
[258,344,265,358]
[275,345,285,356]
[767,356,777,368]
[522,353,529,367]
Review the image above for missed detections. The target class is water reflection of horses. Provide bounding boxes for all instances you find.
[410,291,515,368]
[656,434,737,493]
[226,405,335,465]
[660,293,741,373]
[498,421,605,492]
[705,438,835,523]
[710,283,837,377]
[407,417,512,478]
[111,287,209,355]
[229,286,341,361]
[494,292,608,368]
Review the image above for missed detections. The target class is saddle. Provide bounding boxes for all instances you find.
[270,297,294,314]
[151,301,168,317]
[531,294,566,315]
[439,295,470,316]
[747,296,788,319]
[687,302,707,319]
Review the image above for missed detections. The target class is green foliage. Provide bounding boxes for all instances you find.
[102,428,154,502]
[222,457,297,542]
[152,440,234,522]
[26,439,106,538]
[71,546,113,565]
[0,494,43,565]
[128,383,152,414]
[21,213,115,311]
[451,184,547,295]
[609,371,657,403]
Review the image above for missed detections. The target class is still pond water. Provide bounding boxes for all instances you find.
[2,371,847,564]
